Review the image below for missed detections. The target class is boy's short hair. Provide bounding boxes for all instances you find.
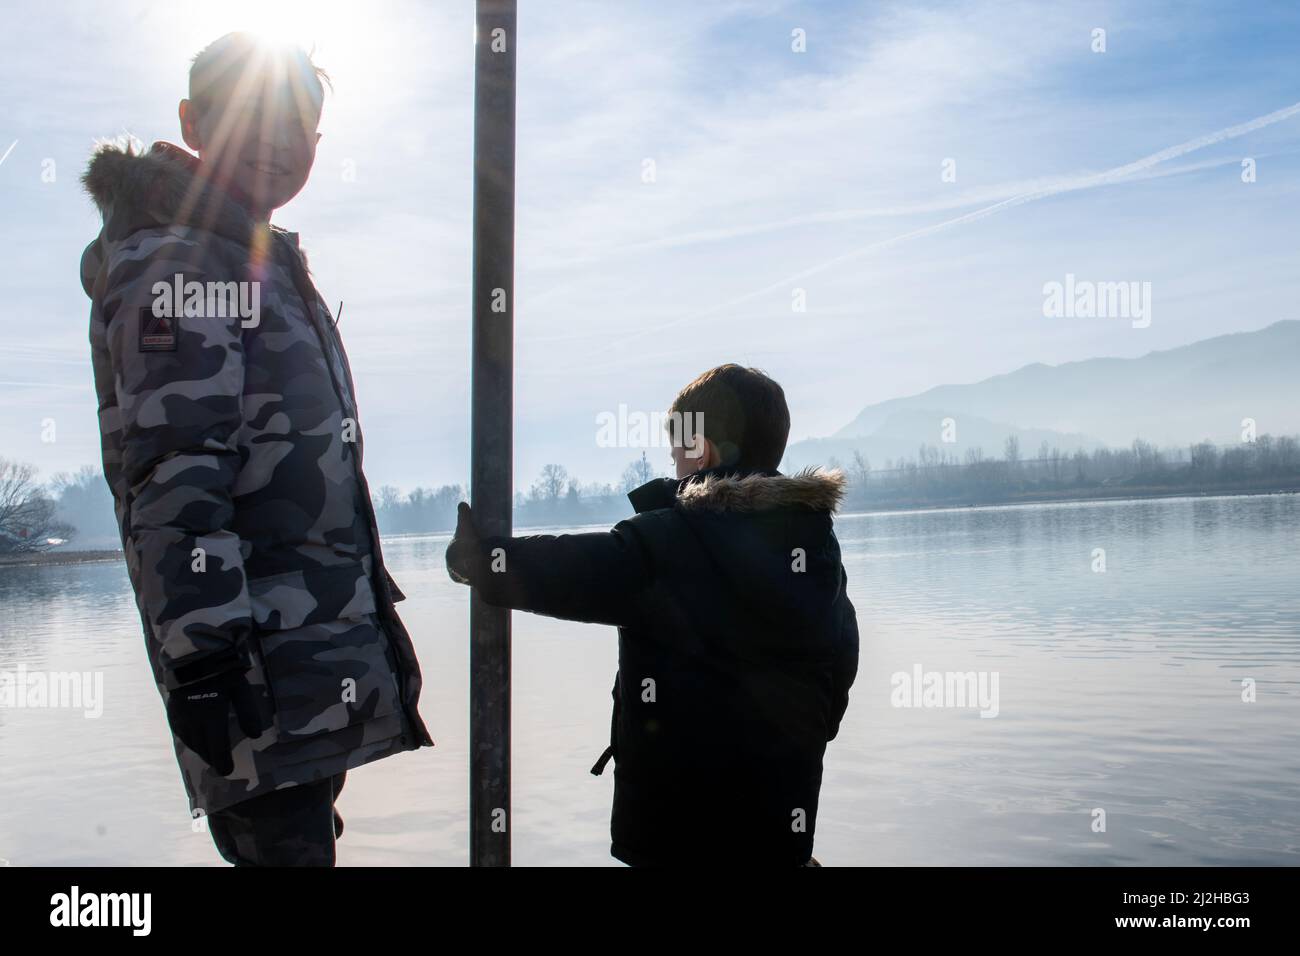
[668,364,791,470]
[189,32,331,117]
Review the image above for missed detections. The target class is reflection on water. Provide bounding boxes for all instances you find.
[1,494,1297,865]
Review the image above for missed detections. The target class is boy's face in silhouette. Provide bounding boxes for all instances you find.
[178,68,322,220]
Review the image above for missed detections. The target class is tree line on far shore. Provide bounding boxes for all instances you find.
[4,435,1299,554]
[368,434,1300,532]
[832,433,1300,509]
[371,452,660,535]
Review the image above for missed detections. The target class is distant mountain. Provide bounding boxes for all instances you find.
[783,321,1300,471]
[783,410,1099,472]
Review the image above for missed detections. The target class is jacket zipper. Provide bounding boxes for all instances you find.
[274,235,434,747]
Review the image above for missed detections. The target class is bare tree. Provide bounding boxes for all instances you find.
[375,484,402,511]
[1277,435,1298,471]
[1189,441,1218,475]
[49,465,117,544]
[620,452,657,492]
[0,459,74,553]
[530,464,569,503]
[1072,448,1089,483]
[850,450,870,487]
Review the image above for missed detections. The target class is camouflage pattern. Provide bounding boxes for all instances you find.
[80,141,432,816]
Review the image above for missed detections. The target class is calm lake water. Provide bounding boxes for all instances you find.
[1,493,1298,866]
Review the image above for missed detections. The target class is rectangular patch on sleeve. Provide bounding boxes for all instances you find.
[139,307,177,352]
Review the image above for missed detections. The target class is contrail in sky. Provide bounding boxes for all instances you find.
[553,99,1300,370]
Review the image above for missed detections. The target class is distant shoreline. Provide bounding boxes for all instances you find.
[0,549,123,569]
[839,484,1300,519]
[5,484,1298,569]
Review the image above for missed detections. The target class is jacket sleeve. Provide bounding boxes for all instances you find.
[99,230,253,688]
[459,520,654,627]
[828,568,860,741]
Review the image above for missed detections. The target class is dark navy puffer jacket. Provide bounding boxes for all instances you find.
[450,466,859,865]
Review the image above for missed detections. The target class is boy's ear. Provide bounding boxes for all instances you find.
[178,99,203,152]
[684,435,720,471]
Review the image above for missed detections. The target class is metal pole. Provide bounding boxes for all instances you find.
[469,0,516,867]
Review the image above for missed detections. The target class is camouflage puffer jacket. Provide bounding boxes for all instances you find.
[80,141,432,817]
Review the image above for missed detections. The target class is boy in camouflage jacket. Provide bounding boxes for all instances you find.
[79,33,432,865]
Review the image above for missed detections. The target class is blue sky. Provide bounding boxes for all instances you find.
[2,0,1298,492]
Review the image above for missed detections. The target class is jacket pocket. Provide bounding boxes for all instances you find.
[249,565,401,740]
[248,564,379,631]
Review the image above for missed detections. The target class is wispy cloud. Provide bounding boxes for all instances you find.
[556,98,1300,366]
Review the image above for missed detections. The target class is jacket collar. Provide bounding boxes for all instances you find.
[82,141,258,244]
[80,140,302,296]
[628,466,846,515]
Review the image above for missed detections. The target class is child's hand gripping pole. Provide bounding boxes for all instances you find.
[445,501,484,585]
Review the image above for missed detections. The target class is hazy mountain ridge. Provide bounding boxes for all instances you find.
[784,321,1300,471]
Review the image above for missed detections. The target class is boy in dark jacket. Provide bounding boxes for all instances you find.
[446,364,858,865]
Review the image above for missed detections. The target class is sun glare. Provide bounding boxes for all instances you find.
[173,0,393,115]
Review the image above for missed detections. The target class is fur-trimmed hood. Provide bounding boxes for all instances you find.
[79,140,286,298]
[629,467,847,516]
[82,140,254,236]
[677,467,846,514]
